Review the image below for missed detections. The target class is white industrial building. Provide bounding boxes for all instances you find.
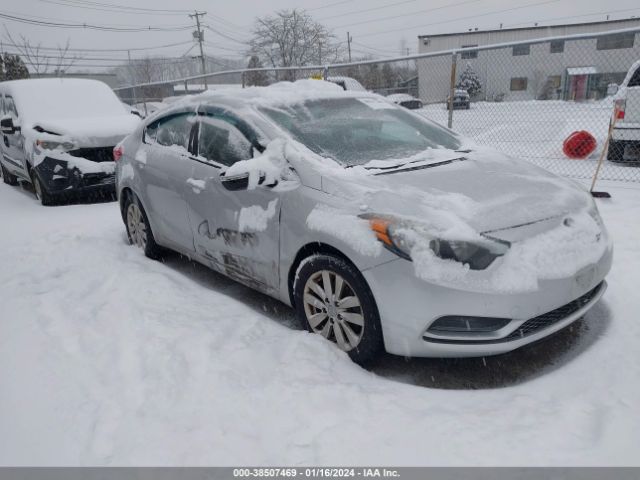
[416,18,640,103]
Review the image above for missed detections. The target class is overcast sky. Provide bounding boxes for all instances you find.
[2,0,640,70]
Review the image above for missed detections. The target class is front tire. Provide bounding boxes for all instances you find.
[123,193,163,259]
[294,254,384,364]
[30,170,56,206]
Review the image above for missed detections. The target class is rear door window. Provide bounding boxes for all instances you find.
[145,112,195,151]
[197,116,253,167]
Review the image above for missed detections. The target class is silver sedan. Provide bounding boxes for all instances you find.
[115,81,611,364]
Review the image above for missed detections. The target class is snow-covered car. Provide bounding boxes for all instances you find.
[115,80,611,364]
[0,78,140,205]
[609,59,640,163]
[446,89,471,109]
[326,76,366,92]
[386,93,423,110]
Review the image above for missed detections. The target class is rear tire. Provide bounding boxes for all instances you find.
[607,140,625,162]
[1,163,18,186]
[123,193,163,260]
[293,254,384,365]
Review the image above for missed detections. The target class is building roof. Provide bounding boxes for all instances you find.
[417,17,640,39]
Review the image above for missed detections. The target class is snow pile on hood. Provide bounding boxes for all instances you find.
[301,145,607,293]
[407,208,608,293]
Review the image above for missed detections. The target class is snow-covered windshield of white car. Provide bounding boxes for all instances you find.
[260,97,462,166]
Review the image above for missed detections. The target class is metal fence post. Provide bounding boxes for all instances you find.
[323,66,329,81]
[242,71,246,89]
[447,52,457,129]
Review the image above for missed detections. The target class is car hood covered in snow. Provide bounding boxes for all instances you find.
[318,148,592,238]
[33,115,140,148]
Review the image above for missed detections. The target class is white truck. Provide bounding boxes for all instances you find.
[610,60,640,163]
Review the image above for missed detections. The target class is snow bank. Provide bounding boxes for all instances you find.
[0,183,637,466]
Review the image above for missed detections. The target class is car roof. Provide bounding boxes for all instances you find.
[159,79,379,114]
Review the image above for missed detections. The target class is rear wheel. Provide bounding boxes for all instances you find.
[123,193,163,259]
[294,254,384,365]
[1,163,18,185]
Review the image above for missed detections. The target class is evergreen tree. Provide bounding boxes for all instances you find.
[2,53,30,80]
[456,62,481,98]
[245,55,269,87]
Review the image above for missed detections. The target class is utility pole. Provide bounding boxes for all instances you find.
[318,41,322,65]
[189,10,207,89]
[347,32,352,62]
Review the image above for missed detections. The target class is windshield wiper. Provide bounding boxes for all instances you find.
[373,157,467,175]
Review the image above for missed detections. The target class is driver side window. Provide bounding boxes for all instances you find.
[197,117,253,167]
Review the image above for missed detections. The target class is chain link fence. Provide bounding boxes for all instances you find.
[114,26,640,183]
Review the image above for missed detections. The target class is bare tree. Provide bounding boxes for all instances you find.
[248,9,342,78]
[4,30,81,75]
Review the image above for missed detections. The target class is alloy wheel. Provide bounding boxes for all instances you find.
[126,202,148,249]
[302,270,365,351]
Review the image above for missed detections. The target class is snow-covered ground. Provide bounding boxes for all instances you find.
[0,181,639,466]
[420,99,640,183]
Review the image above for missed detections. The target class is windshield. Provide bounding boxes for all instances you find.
[260,97,462,166]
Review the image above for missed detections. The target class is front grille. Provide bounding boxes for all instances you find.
[504,283,602,341]
[69,147,114,163]
[424,282,603,345]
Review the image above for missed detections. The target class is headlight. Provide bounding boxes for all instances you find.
[35,139,75,151]
[363,214,510,270]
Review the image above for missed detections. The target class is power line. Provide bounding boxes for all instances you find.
[318,0,422,21]
[501,7,640,29]
[331,0,483,29]
[0,39,194,53]
[36,0,188,16]
[308,0,355,11]
[356,0,561,38]
[203,25,248,45]
[0,11,193,31]
[39,0,192,14]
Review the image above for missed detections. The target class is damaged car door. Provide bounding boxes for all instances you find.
[184,111,281,296]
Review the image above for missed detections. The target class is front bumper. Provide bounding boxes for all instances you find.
[363,245,612,358]
[34,156,115,196]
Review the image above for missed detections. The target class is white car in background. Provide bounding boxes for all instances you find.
[326,76,367,92]
[386,93,424,110]
[610,60,640,163]
[0,78,139,205]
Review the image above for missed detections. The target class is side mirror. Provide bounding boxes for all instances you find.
[0,116,18,135]
[220,172,250,191]
[220,171,279,191]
